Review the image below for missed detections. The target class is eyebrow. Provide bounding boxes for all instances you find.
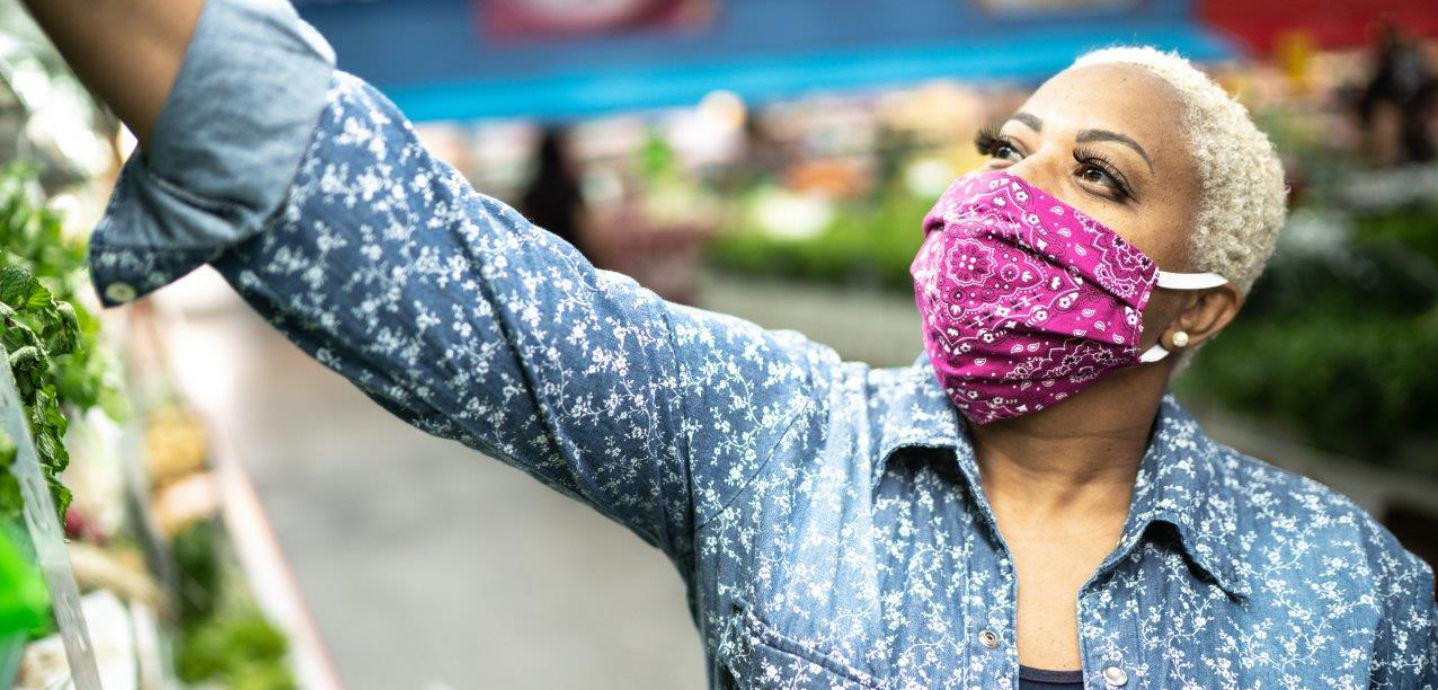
[1005,111,1155,174]
[1076,129,1154,173]
[1007,112,1043,132]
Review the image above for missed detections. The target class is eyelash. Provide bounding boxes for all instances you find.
[974,125,1016,160]
[1072,147,1135,202]
[973,126,1136,203]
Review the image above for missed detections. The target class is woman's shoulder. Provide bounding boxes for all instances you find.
[1199,442,1436,690]
[1206,439,1434,610]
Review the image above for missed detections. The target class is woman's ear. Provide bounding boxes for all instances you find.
[1166,283,1243,350]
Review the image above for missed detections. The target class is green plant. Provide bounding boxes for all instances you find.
[0,166,125,420]
[176,604,294,690]
[0,164,124,521]
[0,264,81,520]
[171,518,296,690]
[1181,202,1438,475]
[172,518,220,627]
[706,181,931,290]
[0,524,47,637]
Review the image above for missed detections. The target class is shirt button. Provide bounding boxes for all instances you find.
[977,629,999,649]
[104,282,137,304]
[1102,665,1128,687]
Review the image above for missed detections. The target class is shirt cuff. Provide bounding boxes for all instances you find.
[87,0,336,307]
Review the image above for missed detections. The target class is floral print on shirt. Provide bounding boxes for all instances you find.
[85,2,1437,688]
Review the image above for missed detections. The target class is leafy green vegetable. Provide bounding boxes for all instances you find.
[172,518,220,627]
[170,519,297,690]
[175,602,295,690]
[0,164,124,521]
[0,524,49,637]
[0,265,77,520]
[0,432,20,529]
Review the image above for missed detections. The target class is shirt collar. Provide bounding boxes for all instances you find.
[875,352,1250,600]
[870,353,965,474]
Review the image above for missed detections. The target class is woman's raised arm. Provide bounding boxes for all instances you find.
[21,0,203,147]
[42,0,834,566]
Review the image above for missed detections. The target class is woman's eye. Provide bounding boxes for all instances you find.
[1074,159,1133,201]
[1079,165,1113,186]
[973,128,1024,164]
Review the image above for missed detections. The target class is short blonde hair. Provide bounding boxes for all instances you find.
[1069,46,1288,296]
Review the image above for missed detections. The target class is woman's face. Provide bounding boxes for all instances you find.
[975,62,1212,348]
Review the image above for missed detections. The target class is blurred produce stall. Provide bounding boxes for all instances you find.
[0,162,340,690]
[0,9,341,688]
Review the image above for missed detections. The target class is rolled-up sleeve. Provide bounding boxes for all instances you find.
[87,0,336,306]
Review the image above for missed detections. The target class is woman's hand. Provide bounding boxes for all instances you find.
[21,0,204,147]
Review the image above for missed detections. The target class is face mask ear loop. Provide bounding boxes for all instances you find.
[1142,272,1224,364]
[1139,343,1170,363]
[1155,271,1228,290]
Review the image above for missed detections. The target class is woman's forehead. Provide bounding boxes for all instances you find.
[1024,65,1183,141]
[1018,63,1192,174]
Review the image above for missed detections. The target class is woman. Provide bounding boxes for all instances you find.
[26,0,1438,687]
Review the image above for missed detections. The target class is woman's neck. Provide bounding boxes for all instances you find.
[966,369,1167,540]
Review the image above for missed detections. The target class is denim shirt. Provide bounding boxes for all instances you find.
[86,1,1437,688]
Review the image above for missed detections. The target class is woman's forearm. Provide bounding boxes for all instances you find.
[20,0,204,147]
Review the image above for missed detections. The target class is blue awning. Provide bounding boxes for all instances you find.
[379,23,1234,121]
[294,0,1235,122]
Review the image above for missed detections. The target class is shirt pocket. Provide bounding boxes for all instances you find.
[719,600,887,690]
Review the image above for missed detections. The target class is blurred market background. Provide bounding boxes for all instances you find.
[1,0,1437,688]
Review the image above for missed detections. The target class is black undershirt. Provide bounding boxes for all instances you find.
[1018,664,1084,690]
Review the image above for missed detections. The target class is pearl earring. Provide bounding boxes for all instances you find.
[1172,331,1190,348]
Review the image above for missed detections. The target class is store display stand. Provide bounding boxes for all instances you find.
[146,279,346,690]
[206,411,346,690]
[0,345,101,689]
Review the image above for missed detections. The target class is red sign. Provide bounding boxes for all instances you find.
[1200,0,1438,54]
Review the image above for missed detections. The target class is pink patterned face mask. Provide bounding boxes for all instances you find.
[910,169,1226,424]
